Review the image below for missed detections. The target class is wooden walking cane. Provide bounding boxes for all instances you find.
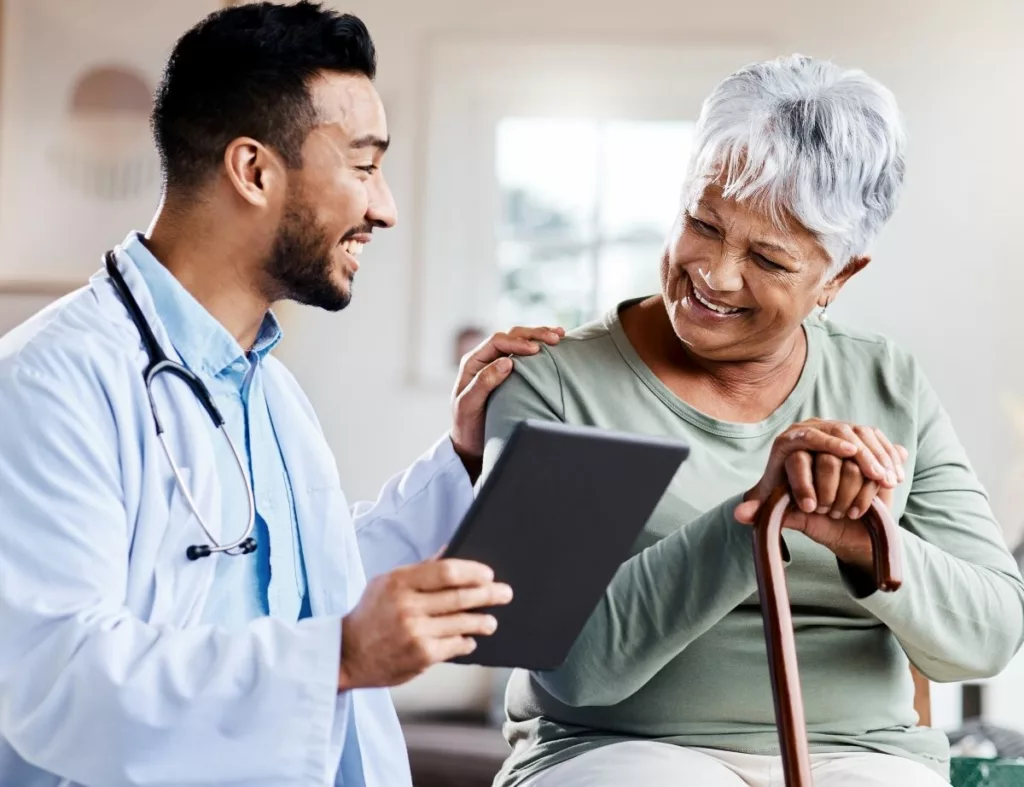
[753,489,903,787]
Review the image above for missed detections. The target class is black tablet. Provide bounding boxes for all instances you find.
[442,419,689,670]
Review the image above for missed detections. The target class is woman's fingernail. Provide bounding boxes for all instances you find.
[886,470,897,485]
[816,506,829,515]
[849,507,861,519]
[843,441,858,453]
[897,466,905,482]
[830,510,843,520]
[801,497,816,513]
[496,357,513,373]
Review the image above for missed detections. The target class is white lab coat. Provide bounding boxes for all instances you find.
[0,247,475,786]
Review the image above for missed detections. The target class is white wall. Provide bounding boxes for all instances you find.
[0,0,223,281]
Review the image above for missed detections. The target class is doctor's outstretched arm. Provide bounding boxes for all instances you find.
[0,356,508,787]
[353,326,563,580]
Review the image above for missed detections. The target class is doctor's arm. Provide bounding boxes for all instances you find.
[354,326,562,580]
[0,361,349,786]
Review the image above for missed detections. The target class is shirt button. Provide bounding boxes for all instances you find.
[231,361,247,373]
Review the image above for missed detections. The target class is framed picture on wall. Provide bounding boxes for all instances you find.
[0,0,230,293]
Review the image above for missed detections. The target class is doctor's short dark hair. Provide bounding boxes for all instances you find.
[151,1,377,192]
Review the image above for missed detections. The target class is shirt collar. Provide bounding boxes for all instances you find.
[122,231,283,379]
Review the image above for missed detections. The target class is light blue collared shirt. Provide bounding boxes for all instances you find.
[126,233,310,628]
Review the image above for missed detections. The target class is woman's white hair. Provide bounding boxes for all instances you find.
[684,54,907,274]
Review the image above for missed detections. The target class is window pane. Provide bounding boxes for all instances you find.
[596,242,663,316]
[494,117,693,330]
[599,121,695,240]
[496,118,599,243]
[496,239,594,329]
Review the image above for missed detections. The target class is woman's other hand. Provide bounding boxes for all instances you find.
[734,419,909,571]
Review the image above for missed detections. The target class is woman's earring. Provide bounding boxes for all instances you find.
[818,297,832,322]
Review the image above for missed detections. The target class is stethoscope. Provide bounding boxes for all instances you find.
[105,250,257,561]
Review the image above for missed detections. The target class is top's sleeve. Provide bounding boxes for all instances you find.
[352,435,475,581]
[843,355,1024,681]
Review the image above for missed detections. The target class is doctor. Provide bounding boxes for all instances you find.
[0,3,562,786]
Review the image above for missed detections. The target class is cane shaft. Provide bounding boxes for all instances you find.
[753,490,903,787]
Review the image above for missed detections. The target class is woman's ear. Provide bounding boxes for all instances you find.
[820,255,871,306]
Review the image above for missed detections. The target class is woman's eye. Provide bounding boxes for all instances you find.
[688,215,720,237]
[753,252,784,271]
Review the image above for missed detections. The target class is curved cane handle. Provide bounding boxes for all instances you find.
[753,489,903,787]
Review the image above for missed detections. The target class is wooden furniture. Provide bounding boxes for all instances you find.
[754,489,904,787]
[403,719,508,787]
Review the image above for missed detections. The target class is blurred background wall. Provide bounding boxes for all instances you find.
[1,0,1022,770]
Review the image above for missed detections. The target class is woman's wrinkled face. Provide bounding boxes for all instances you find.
[661,180,838,362]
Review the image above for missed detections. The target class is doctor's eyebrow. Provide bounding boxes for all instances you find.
[350,134,390,152]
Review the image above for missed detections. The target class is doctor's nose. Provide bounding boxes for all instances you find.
[367,175,397,229]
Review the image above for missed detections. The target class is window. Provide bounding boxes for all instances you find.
[411,40,767,384]
[496,118,695,329]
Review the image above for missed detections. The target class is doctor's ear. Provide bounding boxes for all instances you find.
[222,137,285,209]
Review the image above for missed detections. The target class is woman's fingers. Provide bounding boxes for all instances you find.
[852,425,898,487]
[784,451,817,513]
[848,478,880,520]
[827,424,888,486]
[871,428,906,483]
[813,453,843,514]
[776,428,859,461]
[830,460,867,518]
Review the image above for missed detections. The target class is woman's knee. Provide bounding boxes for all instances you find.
[812,752,949,786]
[519,741,748,787]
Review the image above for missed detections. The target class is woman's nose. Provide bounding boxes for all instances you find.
[697,253,744,292]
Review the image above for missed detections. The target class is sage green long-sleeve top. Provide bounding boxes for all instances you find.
[481,305,1024,786]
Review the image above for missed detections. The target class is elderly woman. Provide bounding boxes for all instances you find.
[482,55,1024,787]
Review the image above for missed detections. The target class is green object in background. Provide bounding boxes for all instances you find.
[951,757,1024,787]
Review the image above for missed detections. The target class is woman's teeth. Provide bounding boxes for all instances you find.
[341,240,364,256]
[692,286,741,315]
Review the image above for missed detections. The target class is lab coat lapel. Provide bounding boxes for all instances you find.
[91,248,221,624]
[262,369,352,618]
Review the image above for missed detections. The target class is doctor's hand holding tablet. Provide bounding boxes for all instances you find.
[340,326,561,689]
[337,323,565,683]
[340,559,512,689]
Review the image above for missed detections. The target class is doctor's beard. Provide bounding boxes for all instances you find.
[264,198,352,312]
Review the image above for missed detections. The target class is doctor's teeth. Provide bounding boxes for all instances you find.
[342,241,364,256]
